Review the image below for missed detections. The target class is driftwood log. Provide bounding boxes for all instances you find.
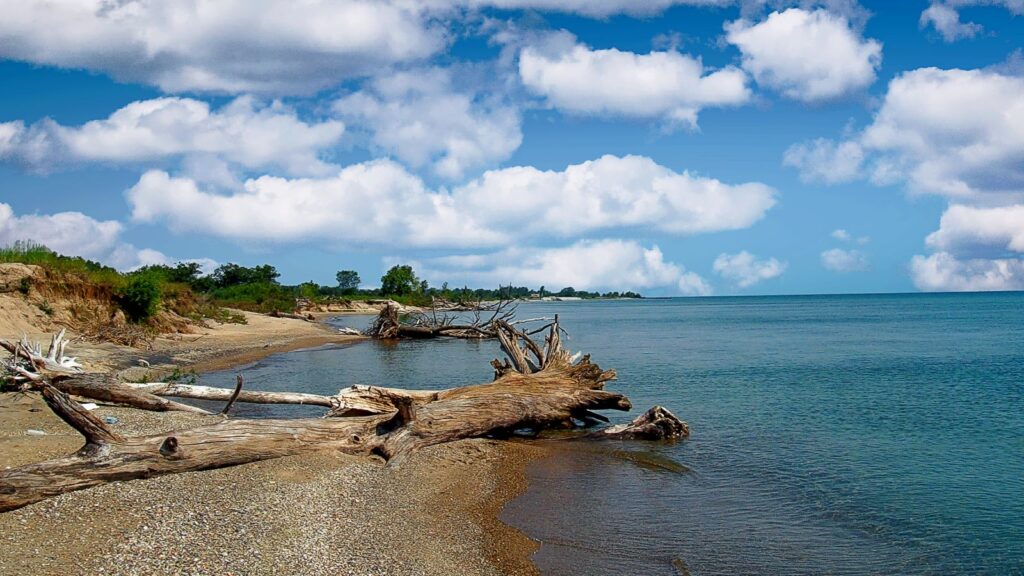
[1,332,210,414]
[365,295,532,340]
[0,317,687,512]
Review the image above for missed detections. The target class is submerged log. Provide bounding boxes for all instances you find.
[0,318,687,512]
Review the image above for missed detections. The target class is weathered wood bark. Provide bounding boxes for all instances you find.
[0,384,388,512]
[585,406,690,440]
[0,319,687,512]
[53,374,212,414]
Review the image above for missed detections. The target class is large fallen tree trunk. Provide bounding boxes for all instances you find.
[0,318,687,512]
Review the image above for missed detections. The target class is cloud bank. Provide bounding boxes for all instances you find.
[128,154,778,248]
[0,97,344,177]
[410,239,713,295]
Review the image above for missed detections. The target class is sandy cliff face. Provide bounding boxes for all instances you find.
[0,264,62,338]
[0,263,194,343]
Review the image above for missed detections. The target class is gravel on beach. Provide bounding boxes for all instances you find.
[0,397,543,576]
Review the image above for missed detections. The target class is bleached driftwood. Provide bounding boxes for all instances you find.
[0,329,83,379]
[0,318,687,512]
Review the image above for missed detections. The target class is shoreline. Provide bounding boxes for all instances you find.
[0,311,545,575]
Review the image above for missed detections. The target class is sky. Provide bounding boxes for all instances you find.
[0,0,1022,296]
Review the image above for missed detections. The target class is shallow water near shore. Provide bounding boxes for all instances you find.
[200,293,1024,575]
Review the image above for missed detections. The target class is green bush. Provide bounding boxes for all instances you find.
[210,282,295,313]
[118,276,162,322]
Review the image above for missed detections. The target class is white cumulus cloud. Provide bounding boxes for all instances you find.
[786,67,1024,200]
[859,68,1024,200]
[127,162,504,249]
[925,204,1024,256]
[725,8,882,102]
[0,1,446,95]
[0,97,344,177]
[519,36,750,128]
[911,252,1024,292]
[127,155,778,248]
[411,239,713,295]
[334,68,521,180]
[452,154,777,237]
[821,248,869,272]
[713,251,787,288]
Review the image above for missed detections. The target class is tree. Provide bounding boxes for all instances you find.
[557,286,576,297]
[380,265,419,296]
[212,263,280,288]
[298,281,320,301]
[336,270,361,294]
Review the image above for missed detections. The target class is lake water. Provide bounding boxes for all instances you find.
[200,294,1024,575]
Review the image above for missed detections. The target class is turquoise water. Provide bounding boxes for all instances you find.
[201,293,1024,575]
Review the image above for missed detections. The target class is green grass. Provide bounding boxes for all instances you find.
[0,240,124,288]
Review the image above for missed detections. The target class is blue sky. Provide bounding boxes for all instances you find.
[1,0,1022,295]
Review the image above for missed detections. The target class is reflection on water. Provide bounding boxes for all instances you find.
[201,295,1024,575]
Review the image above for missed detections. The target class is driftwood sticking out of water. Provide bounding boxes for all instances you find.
[365,295,529,341]
[0,318,687,513]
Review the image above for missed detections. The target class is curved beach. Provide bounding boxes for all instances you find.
[0,312,543,576]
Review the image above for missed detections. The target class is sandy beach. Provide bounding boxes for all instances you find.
[0,311,543,576]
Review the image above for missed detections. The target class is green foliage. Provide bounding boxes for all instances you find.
[210,282,295,313]
[212,263,280,288]
[17,277,31,295]
[117,275,162,322]
[335,269,361,294]
[298,281,320,301]
[133,262,211,290]
[37,300,54,316]
[0,240,122,287]
[380,264,420,296]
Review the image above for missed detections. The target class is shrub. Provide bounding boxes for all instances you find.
[118,276,162,322]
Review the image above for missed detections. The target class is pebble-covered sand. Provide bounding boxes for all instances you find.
[0,396,543,576]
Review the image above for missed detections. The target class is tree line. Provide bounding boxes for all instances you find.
[136,262,642,308]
